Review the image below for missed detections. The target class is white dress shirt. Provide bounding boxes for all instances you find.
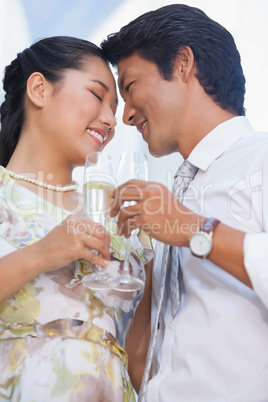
[147,117,268,402]
[244,233,268,308]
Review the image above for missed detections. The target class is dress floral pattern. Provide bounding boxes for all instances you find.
[0,167,153,402]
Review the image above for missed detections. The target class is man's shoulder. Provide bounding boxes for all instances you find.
[233,131,268,151]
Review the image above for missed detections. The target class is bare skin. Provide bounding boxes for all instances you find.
[0,215,111,304]
[110,47,252,290]
[0,58,118,302]
[110,180,250,288]
[0,56,153,390]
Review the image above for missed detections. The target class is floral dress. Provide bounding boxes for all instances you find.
[0,167,153,402]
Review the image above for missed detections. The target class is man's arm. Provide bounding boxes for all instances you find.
[195,222,250,287]
[111,180,251,288]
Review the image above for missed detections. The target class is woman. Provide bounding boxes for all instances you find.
[0,36,153,401]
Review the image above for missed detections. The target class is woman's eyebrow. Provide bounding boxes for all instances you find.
[91,79,109,91]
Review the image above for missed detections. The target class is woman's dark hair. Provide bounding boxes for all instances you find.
[101,4,246,116]
[0,36,108,167]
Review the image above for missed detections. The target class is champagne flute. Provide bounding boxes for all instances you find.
[82,152,116,290]
[108,151,148,292]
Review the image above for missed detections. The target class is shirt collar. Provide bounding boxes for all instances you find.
[187,116,254,171]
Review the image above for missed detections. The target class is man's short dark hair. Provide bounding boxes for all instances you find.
[101,4,245,116]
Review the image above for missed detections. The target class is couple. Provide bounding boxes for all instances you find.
[1,4,268,402]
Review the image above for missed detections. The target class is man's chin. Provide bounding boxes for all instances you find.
[148,148,164,158]
[148,143,168,158]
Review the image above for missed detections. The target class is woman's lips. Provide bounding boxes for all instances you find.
[86,128,107,146]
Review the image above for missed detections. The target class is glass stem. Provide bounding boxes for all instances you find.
[122,237,131,276]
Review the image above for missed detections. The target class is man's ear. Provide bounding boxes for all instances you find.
[26,72,47,108]
[176,46,195,82]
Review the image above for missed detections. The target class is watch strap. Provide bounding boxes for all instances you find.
[199,217,220,235]
[189,217,220,259]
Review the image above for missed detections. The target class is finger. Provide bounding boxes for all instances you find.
[84,235,110,261]
[111,181,162,217]
[114,180,161,196]
[119,217,142,238]
[121,201,141,216]
[91,226,110,249]
[83,248,110,267]
[63,215,106,239]
[81,218,109,241]
[111,187,144,217]
[112,179,148,197]
[116,205,141,235]
[66,218,110,249]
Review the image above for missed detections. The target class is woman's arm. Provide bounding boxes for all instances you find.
[0,214,110,303]
[126,259,153,393]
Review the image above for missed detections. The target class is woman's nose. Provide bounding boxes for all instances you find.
[100,108,117,130]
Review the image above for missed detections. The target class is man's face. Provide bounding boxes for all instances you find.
[118,53,187,157]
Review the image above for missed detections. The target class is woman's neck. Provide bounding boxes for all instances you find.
[6,139,84,214]
[7,143,74,187]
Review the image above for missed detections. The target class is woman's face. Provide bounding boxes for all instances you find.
[41,57,118,167]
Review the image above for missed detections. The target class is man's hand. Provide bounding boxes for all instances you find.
[111,179,202,246]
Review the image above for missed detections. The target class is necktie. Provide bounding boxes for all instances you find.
[170,160,198,316]
[138,159,198,402]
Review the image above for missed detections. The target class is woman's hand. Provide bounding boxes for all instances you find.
[34,214,111,273]
[0,214,111,302]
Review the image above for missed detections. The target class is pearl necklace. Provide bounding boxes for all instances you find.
[7,170,79,192]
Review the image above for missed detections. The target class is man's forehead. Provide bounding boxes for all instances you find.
[117,54,145,81]
[117,57,135,89]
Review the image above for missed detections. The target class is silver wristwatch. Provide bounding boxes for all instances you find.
[189,218,220,258]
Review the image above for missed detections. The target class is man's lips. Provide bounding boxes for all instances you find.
[136,120,148,134]
[86,128,107,145]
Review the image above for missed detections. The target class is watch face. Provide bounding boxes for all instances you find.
[189,232,212,257]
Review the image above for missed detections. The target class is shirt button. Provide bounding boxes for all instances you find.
[160,365,167,373]
[168,321,173,330]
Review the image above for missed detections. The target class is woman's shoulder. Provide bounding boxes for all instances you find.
[0,166,58,247]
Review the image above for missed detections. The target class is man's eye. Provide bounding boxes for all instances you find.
[125,81,134,92]
[91,91,102,101]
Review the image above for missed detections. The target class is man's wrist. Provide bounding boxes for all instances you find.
[179,214,206,247]
[189,218,221,258]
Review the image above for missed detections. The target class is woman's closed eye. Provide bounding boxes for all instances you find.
[91,90,102,101]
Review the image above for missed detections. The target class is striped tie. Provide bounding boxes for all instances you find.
[170,160,198,316]
[138,159,198,401]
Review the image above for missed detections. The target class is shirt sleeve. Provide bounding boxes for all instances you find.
[244,232,268,308]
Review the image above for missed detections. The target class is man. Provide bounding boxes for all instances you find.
[102,4,268,401]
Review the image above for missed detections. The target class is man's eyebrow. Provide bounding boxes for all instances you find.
[119,72,127,91]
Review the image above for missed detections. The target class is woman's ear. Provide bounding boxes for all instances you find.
[176,46,195,82]
[26,72,46,108]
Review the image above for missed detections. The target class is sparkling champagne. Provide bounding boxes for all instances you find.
[83,181,115,225]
